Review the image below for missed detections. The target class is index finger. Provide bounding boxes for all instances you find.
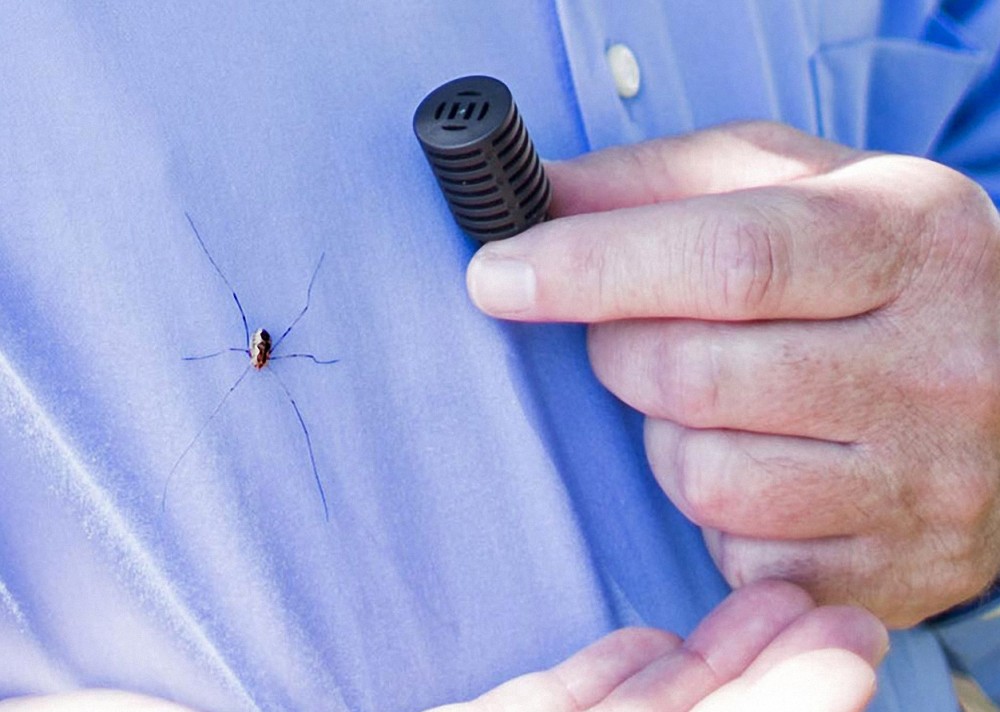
[544,121,856,217]
[466,156,926,323]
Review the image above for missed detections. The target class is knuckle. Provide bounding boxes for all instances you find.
[950,545,997,598]
[878,491,1000,618]
[892,158,1000,282]
[947,467,1000,530]
[694,208,788,316]
[944,345,1000,419]
[923,159,997,226]
[911,529,996,615]
[901,377,1000,532]
[886,312,1000,431]
[904,444,998,532]
[821,185,909,303]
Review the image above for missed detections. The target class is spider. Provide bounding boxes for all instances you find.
[162,212,338,520]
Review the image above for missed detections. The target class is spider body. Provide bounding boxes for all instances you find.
[250,328,272,370]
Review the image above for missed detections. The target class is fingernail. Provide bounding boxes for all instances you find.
[467,253,536,315]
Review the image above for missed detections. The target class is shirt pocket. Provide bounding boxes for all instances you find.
[810,12,991,155]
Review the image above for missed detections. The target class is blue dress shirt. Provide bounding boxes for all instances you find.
[0,2,997,710]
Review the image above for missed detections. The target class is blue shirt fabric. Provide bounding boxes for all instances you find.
[0,2,997,711]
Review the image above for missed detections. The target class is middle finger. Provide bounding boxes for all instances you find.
[589,316,898,443]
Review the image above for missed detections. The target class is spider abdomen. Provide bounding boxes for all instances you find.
[250,328,272,370]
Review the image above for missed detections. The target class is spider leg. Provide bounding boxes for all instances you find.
[273,252,326,351]
[162,364,252,513]
[268,368,330,522]
[269,353,340,365]
[186,212,251,351]
[183,347,249,362]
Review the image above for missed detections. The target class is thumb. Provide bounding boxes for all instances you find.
[691,604,888,712]
[465,122,864,323]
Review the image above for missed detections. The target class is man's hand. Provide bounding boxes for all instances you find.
[466,121,1000,627]
[427,580,887,712]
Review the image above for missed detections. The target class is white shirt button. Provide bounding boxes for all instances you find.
[606,43,641,99]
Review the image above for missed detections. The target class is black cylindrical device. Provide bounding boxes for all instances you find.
[413,75,552,242]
